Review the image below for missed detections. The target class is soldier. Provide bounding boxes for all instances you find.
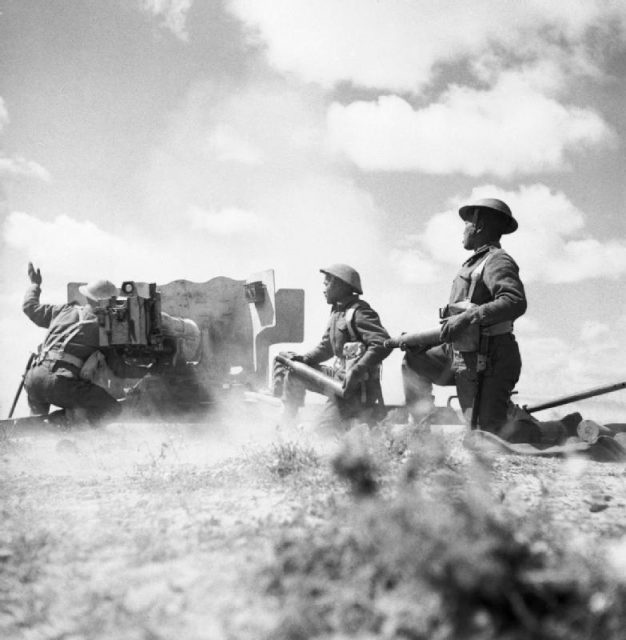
[22,262,122,424]
[276,264,392,431]
[402,198,527,434]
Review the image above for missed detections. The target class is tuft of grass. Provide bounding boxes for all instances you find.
[266,442,320,478]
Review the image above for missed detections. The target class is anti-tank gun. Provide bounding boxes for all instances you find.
[86,281,203,376]
[3,270,304,426]
[68,270,305,418]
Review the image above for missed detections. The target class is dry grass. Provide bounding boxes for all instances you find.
[1,421,626,639]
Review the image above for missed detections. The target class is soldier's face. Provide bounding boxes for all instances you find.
[323,274,341,304]
[462,208,483,250]
[463,220,478,250]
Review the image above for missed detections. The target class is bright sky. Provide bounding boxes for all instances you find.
[1,0,626,417]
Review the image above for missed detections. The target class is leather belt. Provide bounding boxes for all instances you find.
[40,351,85,370]
[482,321,514,336]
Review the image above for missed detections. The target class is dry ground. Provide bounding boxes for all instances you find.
[1,415,626,640]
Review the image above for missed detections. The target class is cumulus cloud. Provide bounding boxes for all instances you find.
[0,156,51,182]
[391,183,626,285]
[188,205,264,235]
[228,0,626,91]
[580,320,611,342]
[388,247,440,286]
[0,98,8,130]
[327,72,613,177]
[0,97,50,182]
[2,212,162,284]
[139,0,192,40]
[226,2,619,178]
[139,79,385,289]
[516,320,626,416]
[206,124,264,165]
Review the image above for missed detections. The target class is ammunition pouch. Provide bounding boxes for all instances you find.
[332,341,381,394]
[335,341,381,378]
[343,341,366,370]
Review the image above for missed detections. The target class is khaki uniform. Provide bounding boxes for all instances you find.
[279,295,392,430]
[403,242,526,432]
[22,284,121,423]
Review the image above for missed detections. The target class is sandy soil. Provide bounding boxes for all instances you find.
[2,418,626,640]
[0,419,343,640]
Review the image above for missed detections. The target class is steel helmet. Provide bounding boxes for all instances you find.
[459,197,518,234]
[320,263,363,294]
[78,279,118,301]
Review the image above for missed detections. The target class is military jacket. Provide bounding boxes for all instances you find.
[23,284,101,366]
[450,242,526,326]
[304,295,391,370]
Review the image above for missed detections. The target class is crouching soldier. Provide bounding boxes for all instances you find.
[22,262,122,425]
[402,198,526,434]
[274,264,392,431]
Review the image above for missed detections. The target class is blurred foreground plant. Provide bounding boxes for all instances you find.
[264,431,626,640]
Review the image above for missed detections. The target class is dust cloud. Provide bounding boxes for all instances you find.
[0,401,338,481]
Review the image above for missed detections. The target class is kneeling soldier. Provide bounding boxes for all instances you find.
[22,262,122,425]
[402,198,527,433]
[275,264,392,431]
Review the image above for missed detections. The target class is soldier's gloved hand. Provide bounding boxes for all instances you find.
[28,262,42,285]
[343,365,365,394]
[291,354,314,366]
[439,311,472,342]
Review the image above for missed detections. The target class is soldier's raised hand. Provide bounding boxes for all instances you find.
[28,262,42,285]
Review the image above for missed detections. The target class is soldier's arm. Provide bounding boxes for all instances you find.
[476,252,527,325]
[22,284,67,328]
[303,323,334,364]
[353,306,392,368]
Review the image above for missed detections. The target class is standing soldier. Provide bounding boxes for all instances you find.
[22,262,122,424]
[275,264,392,431]
[402,198,527,433]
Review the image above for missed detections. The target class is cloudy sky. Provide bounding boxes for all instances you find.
[1,0,626,417]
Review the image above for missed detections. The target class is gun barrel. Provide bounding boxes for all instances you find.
[384,328,442,350]
[524,380,626,414]
[160,312,201,362]
[275,354,344,398]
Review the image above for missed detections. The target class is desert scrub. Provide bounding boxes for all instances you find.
[332,426,469,497]
[265,441,320,478]
[263,443,626,640]
[0,531,53,633]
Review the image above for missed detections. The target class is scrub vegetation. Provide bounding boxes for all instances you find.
[1,419,626,639]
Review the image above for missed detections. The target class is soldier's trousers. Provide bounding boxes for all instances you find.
[281,366,383,431]
[24,361,121,424]
[402,334,521,432]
